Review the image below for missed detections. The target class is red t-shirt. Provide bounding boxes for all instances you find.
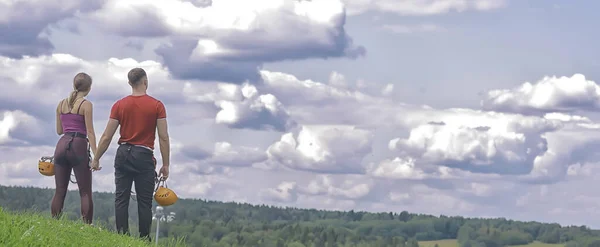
[109,94,166,150]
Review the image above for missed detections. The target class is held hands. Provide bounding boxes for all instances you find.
[90,159,102,172]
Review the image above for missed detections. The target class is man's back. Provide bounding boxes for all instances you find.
[92,67,170,242]
[109,94,166,150]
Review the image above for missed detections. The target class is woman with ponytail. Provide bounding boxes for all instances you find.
[51,72,100,225]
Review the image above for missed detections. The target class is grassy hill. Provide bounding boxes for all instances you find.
[0,207,186,247]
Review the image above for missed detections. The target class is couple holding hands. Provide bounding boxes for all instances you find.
[51,68,171,242]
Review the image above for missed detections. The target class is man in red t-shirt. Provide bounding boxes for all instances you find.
[92,68,170,242]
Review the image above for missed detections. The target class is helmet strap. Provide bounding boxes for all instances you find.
[154,178,168,193]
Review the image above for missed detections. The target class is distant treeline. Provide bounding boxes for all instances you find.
[1,185,599,247]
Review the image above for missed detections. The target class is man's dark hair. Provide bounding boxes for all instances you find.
[128,68,147,85]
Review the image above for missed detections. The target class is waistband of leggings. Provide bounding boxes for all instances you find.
[64,131,87,138]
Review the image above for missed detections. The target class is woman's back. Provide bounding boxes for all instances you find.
[51,72,96,225]
[59,98,87,135]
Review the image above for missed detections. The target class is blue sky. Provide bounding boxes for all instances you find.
[3,0,600,229]
[269,0,600,109]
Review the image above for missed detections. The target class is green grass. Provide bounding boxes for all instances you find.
[419,239,565,247]
[511,241,565,247]
[419,239,458,247]
[0,207,186,247]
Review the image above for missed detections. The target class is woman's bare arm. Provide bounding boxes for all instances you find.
[82,101,97,156]
[56,101,63,135]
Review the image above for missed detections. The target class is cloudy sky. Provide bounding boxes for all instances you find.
[3,0,600,228]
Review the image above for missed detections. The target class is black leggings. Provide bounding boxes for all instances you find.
[51,132,93,224]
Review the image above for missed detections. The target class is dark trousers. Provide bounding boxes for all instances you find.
[52,132,93,224]
[114,143,156,242]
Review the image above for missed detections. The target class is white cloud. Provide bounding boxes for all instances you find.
[209,142,268,167]
[0,0,95,24]
[523,120,600,183]
[301,174,374,200]
[0,110,47,145]
[182,80,297,131]
[86,0,344,36]
[343,0,507,16]
[0,111,24,144]
[388,119,550,175]
[0,53,179,107]
[0,0,102,57]
[263,125,374,173]
[258,70,399,127]
[259,181,298,203]
[80,0,365,83]
[381,83,394,96]
[179,141,267,169]
[482,74,600,114]
[214,83,296,131]
[328,71,348,89]
[261,70,377,105]
[366,157,428,179]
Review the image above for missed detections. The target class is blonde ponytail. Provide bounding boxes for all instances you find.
[68,90,78,110]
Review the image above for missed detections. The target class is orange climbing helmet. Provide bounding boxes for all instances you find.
[38,156,55,176]
[154,177,178,206]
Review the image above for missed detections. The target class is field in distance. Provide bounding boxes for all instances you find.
[418,239,565,247]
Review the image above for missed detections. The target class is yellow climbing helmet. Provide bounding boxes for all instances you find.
[154,178,178,206]
[38,156,55,176]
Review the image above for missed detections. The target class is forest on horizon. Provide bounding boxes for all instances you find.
[1,185,599,247]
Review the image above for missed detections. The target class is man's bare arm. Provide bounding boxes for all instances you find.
[157,118,170,167]
[94,119,119,162]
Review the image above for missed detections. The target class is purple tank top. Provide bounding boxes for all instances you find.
[60,99,87,135]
